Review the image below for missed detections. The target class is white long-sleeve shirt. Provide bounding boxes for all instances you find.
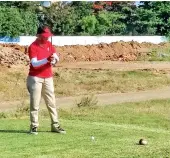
[31,53,59,67]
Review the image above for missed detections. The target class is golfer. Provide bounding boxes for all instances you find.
[27,26,65,135]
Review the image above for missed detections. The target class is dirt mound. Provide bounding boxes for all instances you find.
[0,45,29,67]
[1,43,27,53]
[0,41,170,67]
[57,42,140,62]
[56,41,168,62]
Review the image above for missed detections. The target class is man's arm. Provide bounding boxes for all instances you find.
[31,57,48,67]
[29,45,50,68]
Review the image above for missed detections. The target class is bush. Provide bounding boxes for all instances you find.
[76,95,98,108]
[0,112,7,119]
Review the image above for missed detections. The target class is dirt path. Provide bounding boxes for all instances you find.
[57,61,170,71]
[1,87,170,111]
[1,61,170,111]
[57,87,170,108]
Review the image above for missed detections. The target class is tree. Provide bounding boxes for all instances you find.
[134,7,160,35]
[70,1,94,34]
[1,1,169,36]
[96,11,126,35]
[0,1,39,12]
[0,7,25,37]
[111,1,160,35]
[41,2,78,35]
[0,7,37,37]
[81,15,98,35]
[140,1,170,36]
[21,10,38,35]
[72,1,126,35]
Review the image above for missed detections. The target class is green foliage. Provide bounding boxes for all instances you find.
[0,1,39,12]
[20,10,38,35]
[133,8,160,35]
[96,11,126,35]
[0,7,37,37]
[0,7,25,37]
[81,15,98,35]
[71,1,93,18]
[70,1,94,35]
[110,2,136,35]
[141,1,170,36]
[80,11,125,35]
[43,2,77,35]
[165,33,170,41]
[0,1,170,36]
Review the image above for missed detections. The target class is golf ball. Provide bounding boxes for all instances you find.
[139,139,147,145]
[91,136,95,140]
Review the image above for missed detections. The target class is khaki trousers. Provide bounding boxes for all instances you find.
[27,76,59,128]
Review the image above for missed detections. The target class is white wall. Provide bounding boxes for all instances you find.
[1,36,167,46]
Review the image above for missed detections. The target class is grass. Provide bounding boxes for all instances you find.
[1,68,170,101]
[137,47,170,61]
[0,99,170,157]
[76,95,98,108]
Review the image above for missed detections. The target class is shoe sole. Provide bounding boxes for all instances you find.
[30,132,38,135]
[51,131,66,134]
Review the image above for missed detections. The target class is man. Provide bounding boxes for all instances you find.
[27,26,65,135]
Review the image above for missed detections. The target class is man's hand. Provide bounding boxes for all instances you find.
[47,55,57,65]
[47,55,54,63]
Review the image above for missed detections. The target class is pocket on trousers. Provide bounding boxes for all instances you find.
[27,76,37,93]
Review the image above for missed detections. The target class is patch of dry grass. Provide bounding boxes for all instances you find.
[0,68,170,101]
[53,68,170,96]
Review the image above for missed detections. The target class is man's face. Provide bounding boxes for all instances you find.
[38,35,49,43]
